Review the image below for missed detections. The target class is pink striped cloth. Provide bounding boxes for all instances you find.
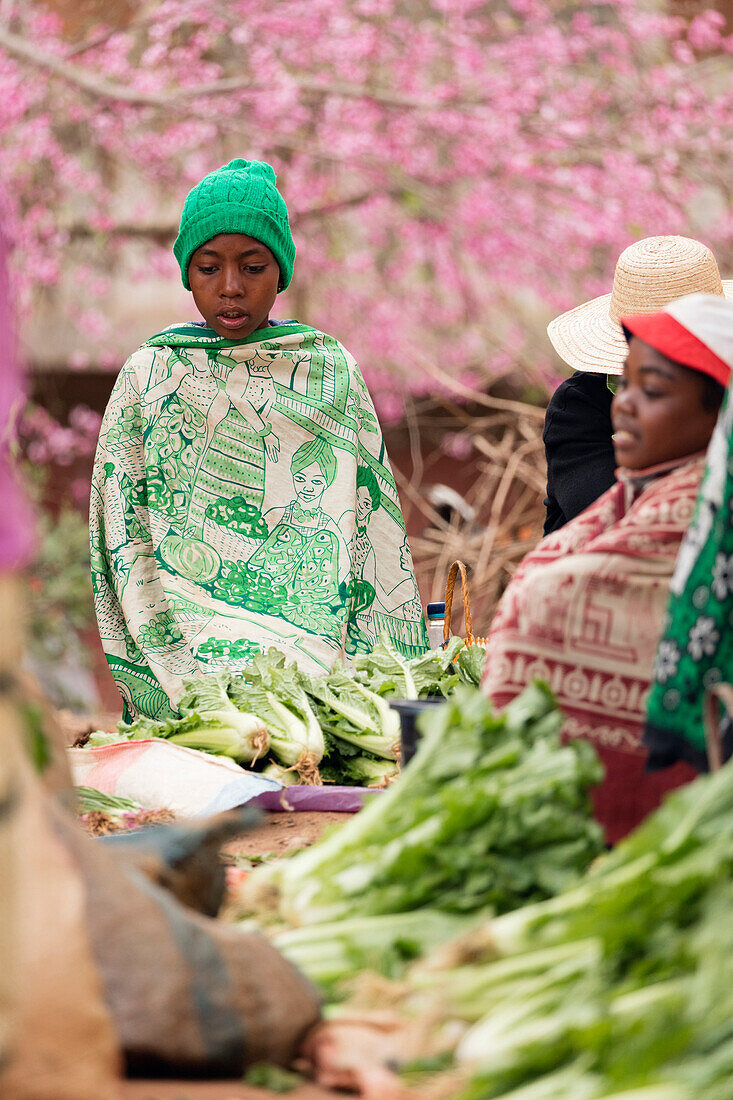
[0,227,34,570]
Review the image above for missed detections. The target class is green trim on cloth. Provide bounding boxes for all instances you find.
[92,326,427,718]
[145,322,314,348]
[645,388,733,770]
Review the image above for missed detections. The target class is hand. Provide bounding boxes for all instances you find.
[264,434,280,462]
[300,1017,410,1098]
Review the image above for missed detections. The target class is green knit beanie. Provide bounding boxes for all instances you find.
[173,159,295,291]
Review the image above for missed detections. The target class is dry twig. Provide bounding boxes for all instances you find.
[400,388,547,636]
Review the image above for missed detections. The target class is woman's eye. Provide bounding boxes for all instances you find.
[642,389,664,399]
[197,266,217,275]
[245,265,267,275]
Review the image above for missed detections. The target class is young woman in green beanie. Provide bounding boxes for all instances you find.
[90,159,427,720]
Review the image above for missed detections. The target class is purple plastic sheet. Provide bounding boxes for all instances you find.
[250,784,380,813]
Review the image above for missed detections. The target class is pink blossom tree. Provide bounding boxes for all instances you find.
[2,0,733,417]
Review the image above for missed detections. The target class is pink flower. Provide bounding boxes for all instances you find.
[441,432,473,460]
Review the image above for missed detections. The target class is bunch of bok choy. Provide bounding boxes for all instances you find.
[89,669,270,764]
[87,636,487,786]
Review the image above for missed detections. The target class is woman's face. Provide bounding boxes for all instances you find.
[188,233,280,339]
[293,462,328,508]
[611,337,719,470]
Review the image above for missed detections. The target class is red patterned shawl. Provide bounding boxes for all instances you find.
[482,457,704,842]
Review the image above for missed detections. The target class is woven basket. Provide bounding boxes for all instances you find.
[443,560,489,647]
[148,508,171,543]
[703,682,733,771]
[202,517,264,563]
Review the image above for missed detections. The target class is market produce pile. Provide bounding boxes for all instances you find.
[75,786,174,835]
[333,755,733,1099]
[75,633,733,1095]
[236,682,605,986]
[88,637,487,787]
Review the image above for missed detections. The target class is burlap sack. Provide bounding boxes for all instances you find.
[55,805,321,1075]
[2,573,321,1082]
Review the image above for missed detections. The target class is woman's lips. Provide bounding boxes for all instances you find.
[216,312,250,331]
[613,429,636,448]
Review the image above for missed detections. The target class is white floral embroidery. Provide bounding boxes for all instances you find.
[662,688,680,711]
[654,639,681,684]
[712,552,733,600]
[693,585,709,609]
[687,616,721,662]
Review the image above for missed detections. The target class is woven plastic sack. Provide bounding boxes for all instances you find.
[68,738,281,816]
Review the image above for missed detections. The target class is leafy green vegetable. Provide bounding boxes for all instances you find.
[174,669,270,761]
[88,720,158,746]
[75,786,144,815]
[368,756,733,1099]
[303,666,400,760]
[402,636,466,696]
[454,643,487,686]
[73,786,171,830]
[353,635,420,697]
[273,910,481,989]
[178,668,238,715]
[243,1063,304,1092]
[85,636,482,786]
[262,762,300,786]
[354,634,483,698]
[164,714,268,761]
[93,673,271,763]
[230,649,324,775]
[87,729,125,747]
[132,710,268,763]
[233,679,322,771]
[319,753,398,787]
[241,683,603,932]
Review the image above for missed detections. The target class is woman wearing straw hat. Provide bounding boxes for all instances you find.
[543,236,733,534]
[484,292,733,842]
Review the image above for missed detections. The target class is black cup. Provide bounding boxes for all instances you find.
[389,698,446,765]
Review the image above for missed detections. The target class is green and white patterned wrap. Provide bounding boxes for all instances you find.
[645,386,733,770]
[91,322,427,720]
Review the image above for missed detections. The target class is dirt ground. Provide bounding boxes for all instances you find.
[224,810,348,860]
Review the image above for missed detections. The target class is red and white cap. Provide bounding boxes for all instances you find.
[620,292,733,387]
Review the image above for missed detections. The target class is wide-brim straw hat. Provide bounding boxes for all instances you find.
[547,236,733,376]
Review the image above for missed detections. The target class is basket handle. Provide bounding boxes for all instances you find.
[703,682,733,771]
[444,560,475,646]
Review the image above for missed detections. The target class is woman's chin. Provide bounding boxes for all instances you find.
[613,444,640,469]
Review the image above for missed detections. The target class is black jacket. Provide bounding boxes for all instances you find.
[543,372,617,535]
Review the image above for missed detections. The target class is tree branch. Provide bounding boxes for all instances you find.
[0,21,495,113]
[0,24,176,106]
[62,188,403,241]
